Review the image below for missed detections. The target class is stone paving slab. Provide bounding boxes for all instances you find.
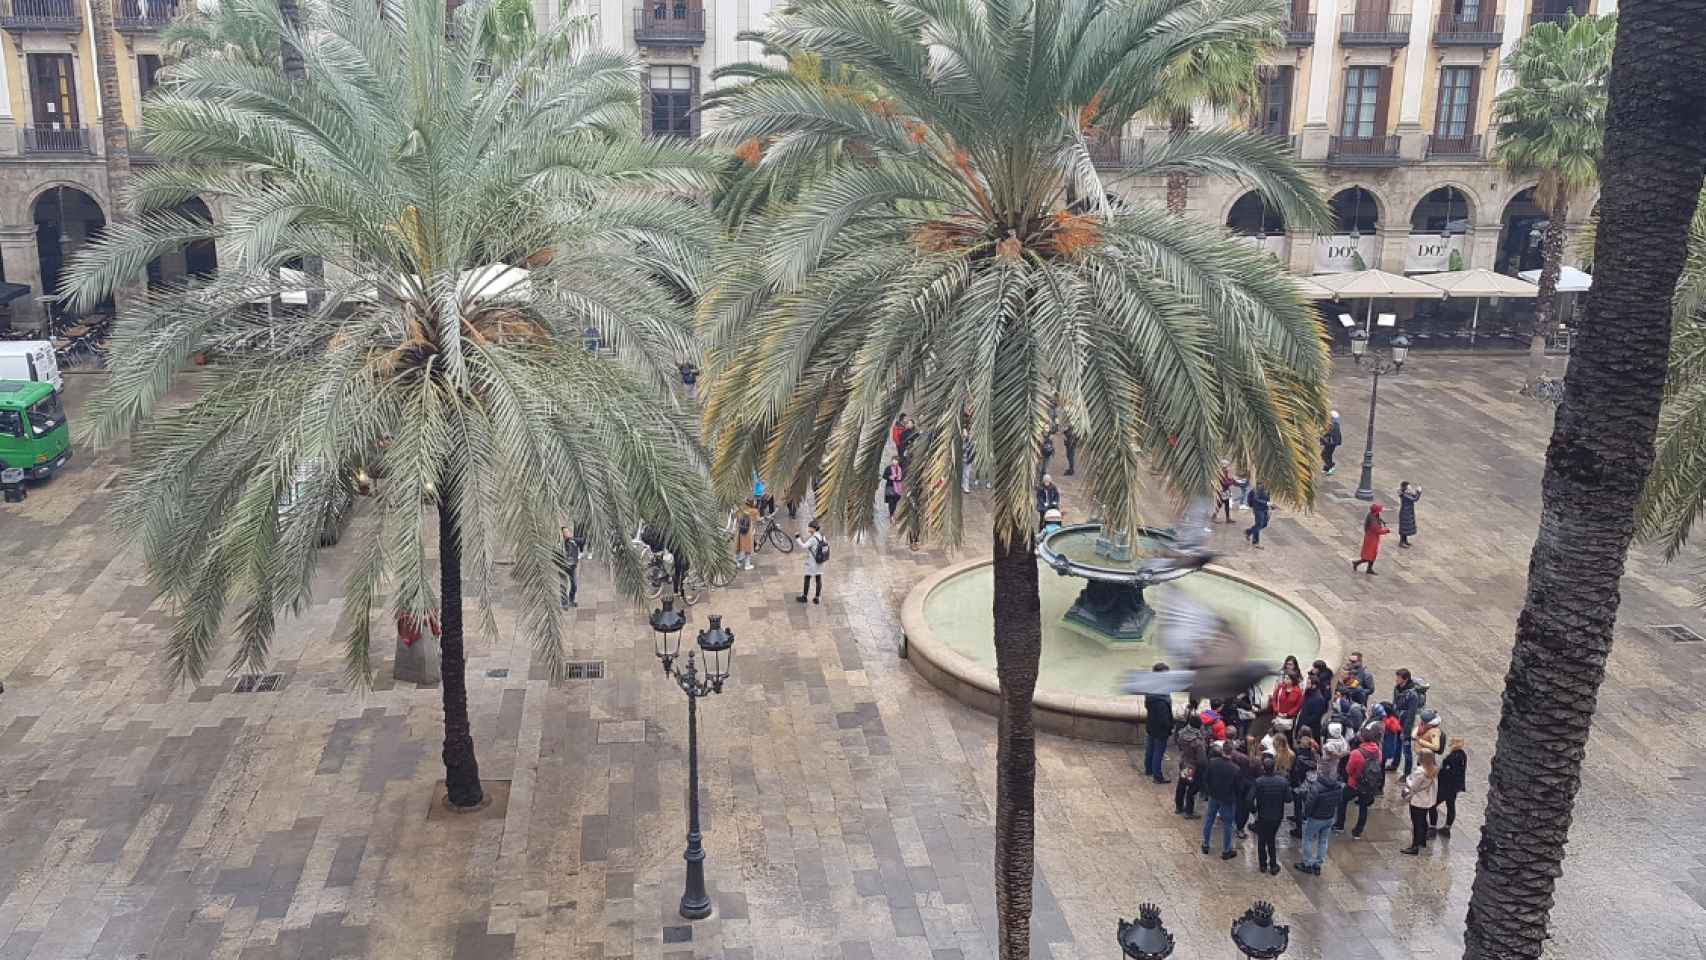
[1,359,1703,959]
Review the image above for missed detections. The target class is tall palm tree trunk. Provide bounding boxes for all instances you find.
[438,492,484,808]
[1527,192,1571,372]
[991,526,1041,960]
[90,0,135,309]
[275,0,323,306]
[1165,109,1191,216]
[1462,0,1706,954]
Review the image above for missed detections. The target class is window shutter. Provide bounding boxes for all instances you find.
[1465,68,1481,136]
[690,67,701,140]
[1432,69,1449,138]
[641,69,654,138]
[1373,67,1391,137]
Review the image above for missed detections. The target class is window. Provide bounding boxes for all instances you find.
[1435,67,1476,139]
[1255,67,1293,137]
[1340,67,1381,138]
[137,54,162,100]
[27,392,64,438]
[649,65,696,138]
[28,54,79,129]
[0,410,21,438]
[1451,0,1481,21]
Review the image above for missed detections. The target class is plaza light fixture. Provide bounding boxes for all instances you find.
[1117,902,1175,959]
[1230,900,1290,958]
[650,600,736,920]
[1350,333,1411,501]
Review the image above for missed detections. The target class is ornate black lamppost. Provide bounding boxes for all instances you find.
[650,599,735,920]
[1230,900,1290,958]
[1117,902,1175,959]
[1235,900,1282,960]
[1348,329,1411,501]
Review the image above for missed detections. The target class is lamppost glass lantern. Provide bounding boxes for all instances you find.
[696,615,735,684]
[1390,333,1411,368]
[1117,903,1175,959]
[650,598,687,666]
[1349,327,1370,358]
[1230,901,1290,959]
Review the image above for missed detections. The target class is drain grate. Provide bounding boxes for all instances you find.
[485,669,510,678]
[1650,624,1705,644]
[561,660,605,681]
[233,673,285,693]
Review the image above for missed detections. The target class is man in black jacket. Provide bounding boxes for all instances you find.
[1198,743,1241,859]
[1321,410,1342,474]
[1295,770,1343,875]
[1248,756,1291,875]
[1298,683,1329,745]
[1142,664,1174,784]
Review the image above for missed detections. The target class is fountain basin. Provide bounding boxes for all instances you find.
[898,556,1341,743]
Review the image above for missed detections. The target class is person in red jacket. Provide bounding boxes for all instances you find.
[1351,504,1391,574]
[1269,672,1304,730]
[1336,732,1385,838]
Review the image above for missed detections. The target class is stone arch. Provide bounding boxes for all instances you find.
[1412,184,1480,237]
[1224,191,1286,235]
[149,196,220,286]
[32,186,109,317]
[18,178,107,228]
[1328,186,1384,234]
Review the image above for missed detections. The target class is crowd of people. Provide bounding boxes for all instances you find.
[1140,654,1469,874]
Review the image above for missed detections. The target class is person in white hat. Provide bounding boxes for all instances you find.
[1321,411,1343,475]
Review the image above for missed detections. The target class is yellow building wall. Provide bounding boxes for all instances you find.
[2,25,150,130]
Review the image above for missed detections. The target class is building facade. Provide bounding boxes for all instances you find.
[0,0,1615,332]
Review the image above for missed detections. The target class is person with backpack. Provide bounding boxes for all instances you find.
[1430,737,1469,837]
[1413,708,1444,761]
[1390,669,1425,773]
[1243,482,1272,548]
[1172,714,1207,817]
[734,499,759,571]
[882,457,906,520]
[1294,766,1342,875]
[796,520,828,604]
[1141,664,1175,784]
[1400,749,1441,855]
[559,526,581,609]
[1329,691,1366,737]
[1338,731,1385,838]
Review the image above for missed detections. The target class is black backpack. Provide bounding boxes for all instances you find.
[737,513,751,534]
[1358,758,1386,800]
[813,537,830,564]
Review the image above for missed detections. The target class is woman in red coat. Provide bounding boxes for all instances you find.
[1351,504,1390,574]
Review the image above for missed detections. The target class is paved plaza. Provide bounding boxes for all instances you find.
[2,356,1704,960]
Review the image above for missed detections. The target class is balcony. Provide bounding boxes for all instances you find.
[1339,12,1410,45]
[1284,12,1316,44]
[1425,133,1483,159]
[0,0,82,32]
[1527,11,1576,30]
[1327,134,1401,165]
[633,4,704,44]
[115,0,177,31]
[1087,137,1146,167]
[1434,12,1502,44]
[21,126,92,155]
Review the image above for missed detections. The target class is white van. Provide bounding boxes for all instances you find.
[0,341,62,393]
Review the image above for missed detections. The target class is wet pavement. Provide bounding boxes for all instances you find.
[1,357,1703,959]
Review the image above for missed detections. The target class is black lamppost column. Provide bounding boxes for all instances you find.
[1348,330,1410,502]
[651,600,736,920]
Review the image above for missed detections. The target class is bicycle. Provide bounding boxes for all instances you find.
[630,526,702,605]
[1521,374,1566,404]
[751,511,795,554]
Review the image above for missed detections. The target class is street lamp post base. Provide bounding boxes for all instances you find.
[1354,486,1374,501]
[679,893,713,921]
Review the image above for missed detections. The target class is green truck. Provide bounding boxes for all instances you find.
[0,379,71,480]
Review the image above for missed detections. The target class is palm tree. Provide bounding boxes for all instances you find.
[1145,14,1279,215]
[161,0,283,66]
[1461,0,1706,954]
[698,0,1329,954]
[1490,12,1616,371]
[63,0,727,809]
[89,0,134,306]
